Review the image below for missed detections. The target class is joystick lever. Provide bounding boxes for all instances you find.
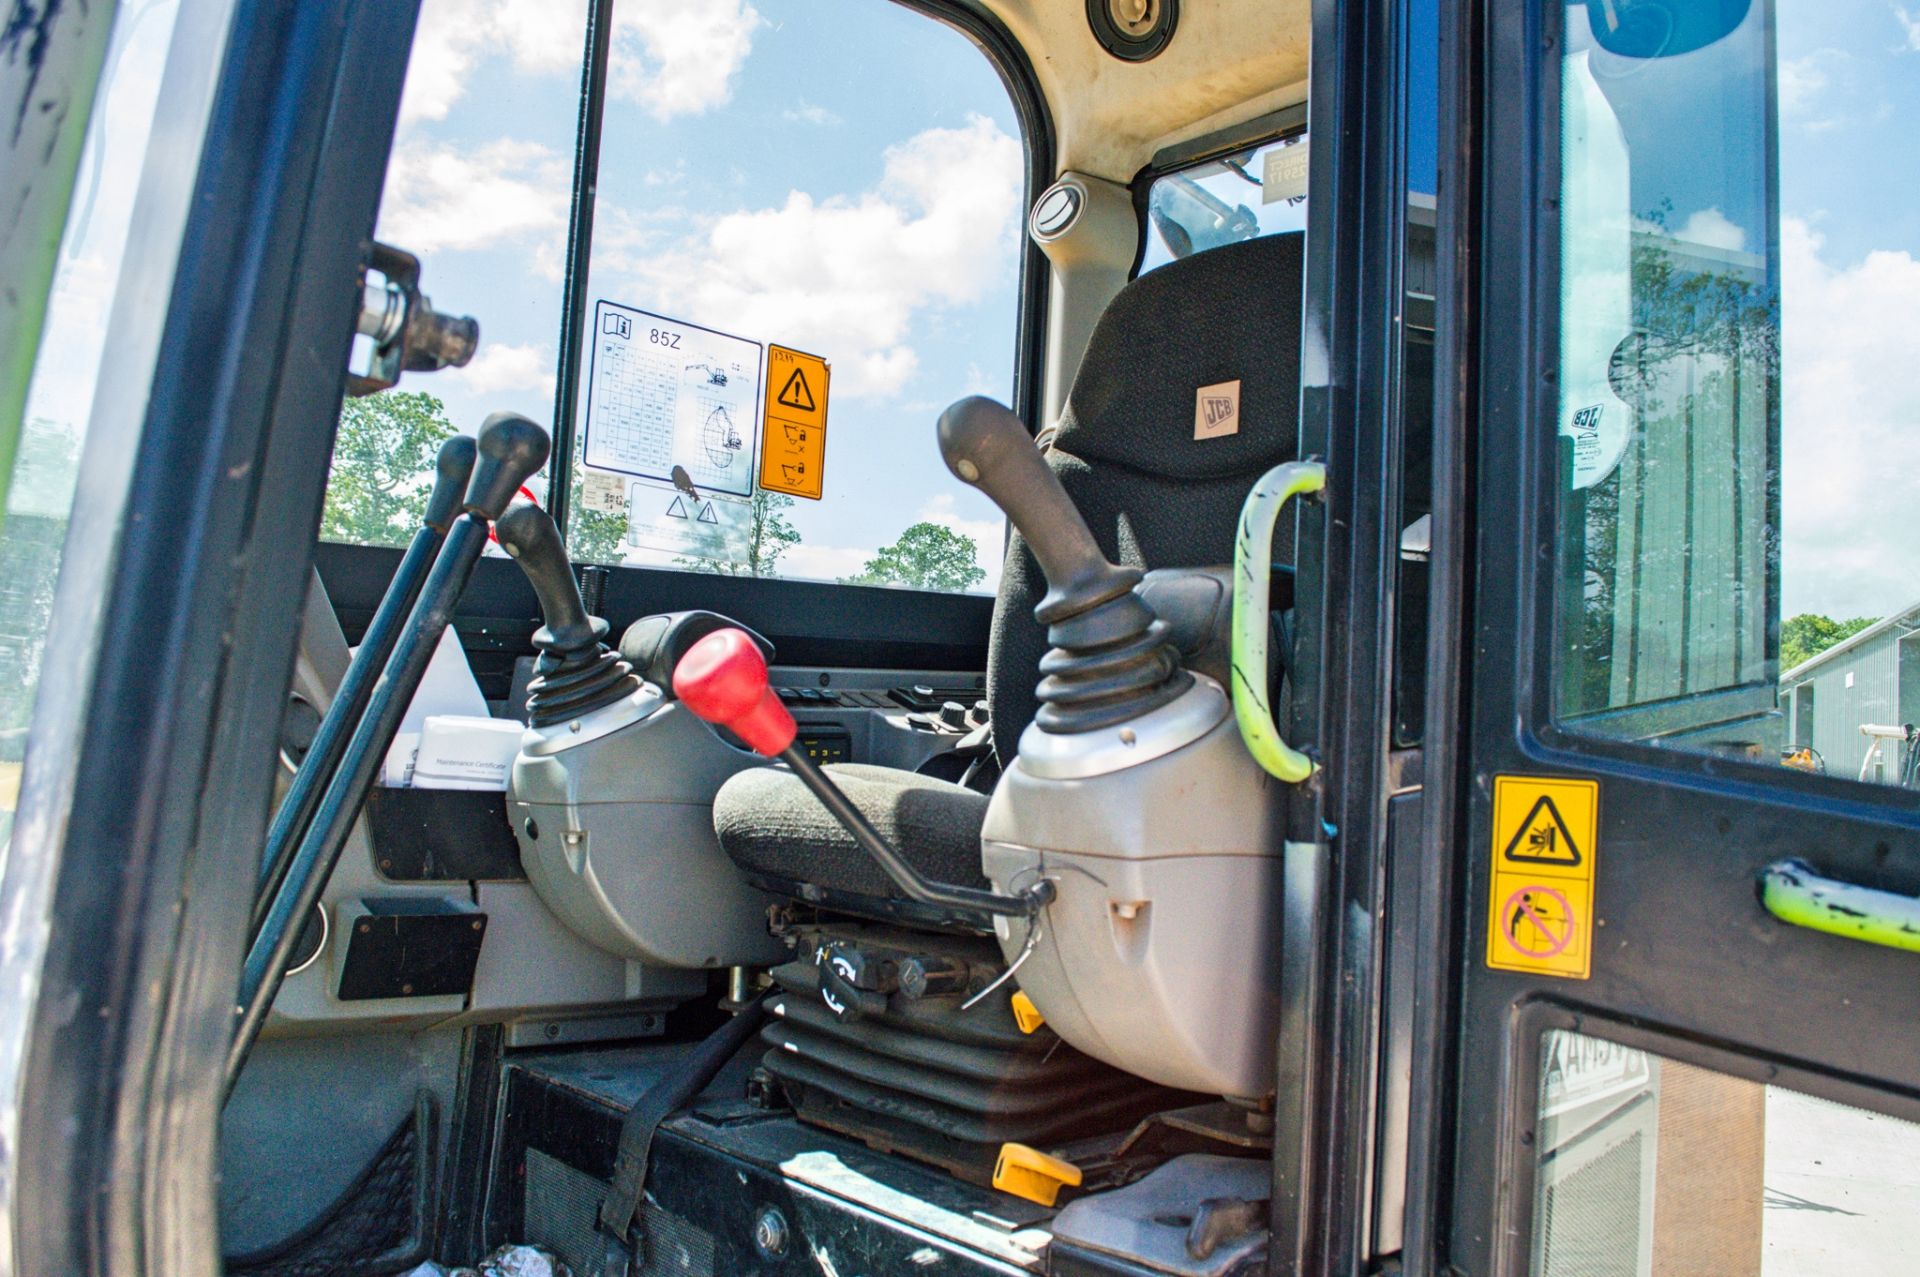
[494,503,640,726]
[674,628,1052,919]
[938,397,1188,732]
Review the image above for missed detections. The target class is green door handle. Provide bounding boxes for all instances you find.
[1760,858,1920,955]
[1232,460,1326,783]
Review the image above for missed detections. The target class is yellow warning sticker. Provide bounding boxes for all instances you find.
[1487,775,1599,979]
[759,345,830,499]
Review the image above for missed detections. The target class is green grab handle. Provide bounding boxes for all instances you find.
[1232,460,1326,783]
[1760,857,1920,956]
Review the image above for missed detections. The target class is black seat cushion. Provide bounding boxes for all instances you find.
[714,764,990,901]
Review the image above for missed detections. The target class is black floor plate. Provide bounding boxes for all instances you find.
[489,1043,1056,1275]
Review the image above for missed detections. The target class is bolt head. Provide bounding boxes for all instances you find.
[753,1206,789,1258]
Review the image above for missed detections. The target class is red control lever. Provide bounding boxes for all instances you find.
[673,625,1049,920]
[673,627,796,756]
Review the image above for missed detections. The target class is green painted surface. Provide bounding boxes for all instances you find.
[1761,858,1920,956]
[1231,460,1324,784]
[0,1,121,532]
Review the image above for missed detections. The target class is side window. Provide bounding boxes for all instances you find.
[1138,133,1309,276]
[564,0,1026,594]
[1550,0,1920,793]
[5,2,189,846]
[318,0,580,547]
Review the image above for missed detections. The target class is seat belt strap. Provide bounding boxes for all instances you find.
[593,996,769,1277]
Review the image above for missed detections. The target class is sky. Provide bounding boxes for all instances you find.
[374,0,1024,591]
[1771,0,1920,619]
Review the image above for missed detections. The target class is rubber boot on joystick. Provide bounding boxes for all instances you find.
[938,396,1190,733]
[494,502,641,727]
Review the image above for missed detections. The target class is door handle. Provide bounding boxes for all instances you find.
[1760,857,1920,955]
[1232,460,1326,782]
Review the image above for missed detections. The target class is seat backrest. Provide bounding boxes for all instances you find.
[989,232,1306,763]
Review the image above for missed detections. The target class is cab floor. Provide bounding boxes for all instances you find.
[490,1042,1058,1275]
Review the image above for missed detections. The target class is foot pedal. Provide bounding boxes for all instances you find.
[993,1142,1082,1207]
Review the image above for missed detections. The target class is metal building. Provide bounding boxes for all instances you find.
[1780,603,1920,784]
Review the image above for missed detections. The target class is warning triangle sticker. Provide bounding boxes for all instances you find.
[665,495,688,519]
[777,367,816,412]
[696,501,719,524]
[1502,795,1583,866]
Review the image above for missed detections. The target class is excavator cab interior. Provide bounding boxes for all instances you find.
[215,6,1343,1272]
[16,0,1920,1273]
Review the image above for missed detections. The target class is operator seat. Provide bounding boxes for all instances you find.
[713,231,1305,923]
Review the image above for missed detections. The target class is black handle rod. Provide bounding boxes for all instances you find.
[228,415,549,1095]
[776,742,1052,920]
[250,436,475,936]
[937,396,1140,624]
[494,500,598,654]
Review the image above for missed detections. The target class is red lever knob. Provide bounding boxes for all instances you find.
[672,627,796,756]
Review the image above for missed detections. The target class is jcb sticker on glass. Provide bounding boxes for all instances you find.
[1487,775,1598,979]
[760,345,830,499]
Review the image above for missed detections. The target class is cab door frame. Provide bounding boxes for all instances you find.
[1277,0,1434,1269]
[1422,0,1920,1273]
[0,0,421,1272]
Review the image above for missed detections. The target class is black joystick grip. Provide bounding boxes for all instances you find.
[938,396,1138,624]
[424,435,477,534]
[464,412,551,519]
[496,503,599,655]
[494,501,640,727]
[937,396,1189,735]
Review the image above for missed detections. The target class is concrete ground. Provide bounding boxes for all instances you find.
[1763,1087,1920,1270]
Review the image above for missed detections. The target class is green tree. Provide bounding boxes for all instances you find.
[1780,613,1877,671]
[844,521,985,593]
[320,392,457,547]
[675,489,802,577]
[565,467,631,565]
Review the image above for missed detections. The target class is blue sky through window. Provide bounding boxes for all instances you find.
[375,0,1023,591]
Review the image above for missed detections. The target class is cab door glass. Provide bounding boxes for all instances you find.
[1531,1029,1920,1273]
[6,0,187,847]
[1551,0,1920,792]
[564,0,1025,593]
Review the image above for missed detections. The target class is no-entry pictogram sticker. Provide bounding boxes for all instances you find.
[1487,776,1598,978]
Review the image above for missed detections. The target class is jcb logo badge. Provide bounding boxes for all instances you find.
[1194,379,1241,440]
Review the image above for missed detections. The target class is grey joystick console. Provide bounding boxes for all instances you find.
[937,396,1189,732]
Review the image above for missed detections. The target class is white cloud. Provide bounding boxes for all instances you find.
[1780,216,1920,617]
[377,138,569,253]
[919,493,1005,593]
[610,0,762,120]
[775,542,873,583]
[601,115,1024,399]
[782,100,842,127]
[398,0,759,127]
[1674,207,1748,253]
[446,341,556,398]
[1778,52,1831,116]
[1897,4,1920,50]
[1634,206,1748,253]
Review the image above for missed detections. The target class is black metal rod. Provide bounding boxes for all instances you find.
[775,742,1049,919]
[228,515,491,1089]
[228,412,549,1095]
[545,0,615,537]
[250,435,474,937]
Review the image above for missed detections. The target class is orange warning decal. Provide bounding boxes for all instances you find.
[759,345,829,499]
